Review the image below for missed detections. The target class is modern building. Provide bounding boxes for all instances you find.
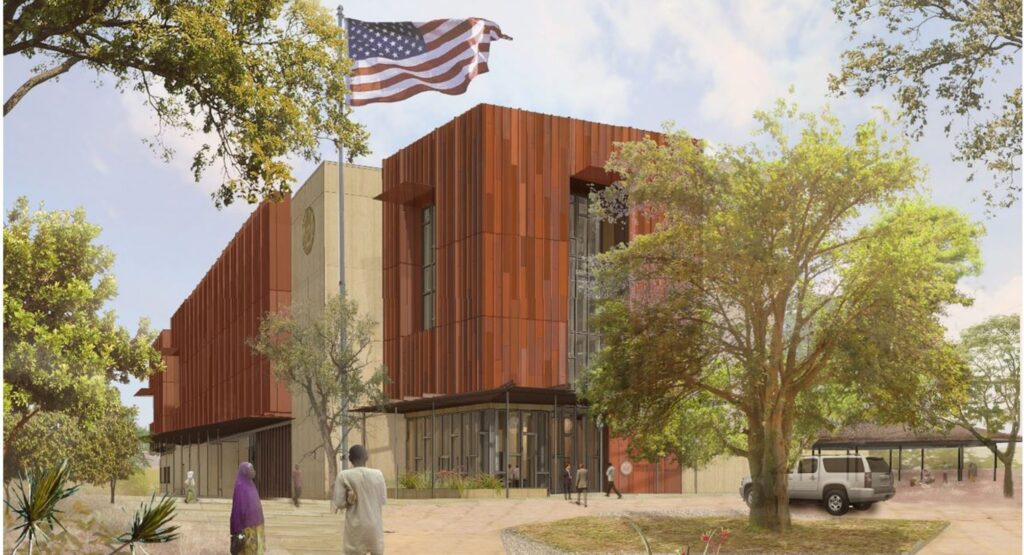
[143,104,751,500]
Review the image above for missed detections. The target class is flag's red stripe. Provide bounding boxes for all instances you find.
[351,49,483,93]
[352,31,492,77]
[351,63,489,106]
[416,18,451,36]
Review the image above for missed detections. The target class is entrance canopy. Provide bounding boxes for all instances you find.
[813,423,1021,450]
[353,381,581,414]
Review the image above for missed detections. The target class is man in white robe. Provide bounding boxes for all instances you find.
[334,445,387,555]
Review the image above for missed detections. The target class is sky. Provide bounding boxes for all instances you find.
[3,0,1021,428]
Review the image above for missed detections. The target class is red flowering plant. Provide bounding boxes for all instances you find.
[696,527,731,555]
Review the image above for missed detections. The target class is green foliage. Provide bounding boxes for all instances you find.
[398,472,430,490]
[3,0,370,207]
[249,293,387,498]
[466,473,504,493]
[829,0,1022,208]
[5,459,80,554]
[436,470,468,492]
[3,197,162,478]
[949,314,1020,496]
[586,99,981,530]
[112,494,180,554]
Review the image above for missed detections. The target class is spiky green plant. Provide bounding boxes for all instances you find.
[109,494,180,554]
[629,519,654,555]
[4,459,80,554]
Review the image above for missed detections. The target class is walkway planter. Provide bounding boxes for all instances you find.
[390,488,548,499]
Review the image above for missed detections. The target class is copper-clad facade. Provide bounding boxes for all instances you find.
[148,200,292,439]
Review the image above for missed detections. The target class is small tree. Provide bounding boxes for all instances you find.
[829,0,1022,208]
[3,197,161,468]
[586,100,982,531]
[74,404,149,504]
[249,294,386,504]
[953,314,1020,497]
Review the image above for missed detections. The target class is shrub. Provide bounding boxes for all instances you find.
[466,473,504,493]
[398,472,429,489]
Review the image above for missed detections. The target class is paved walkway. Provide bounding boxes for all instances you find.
[66,490,1021,554]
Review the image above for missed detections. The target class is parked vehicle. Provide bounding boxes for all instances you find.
[740,455,895,516]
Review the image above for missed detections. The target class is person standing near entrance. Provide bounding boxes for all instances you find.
[184,470,198,504]
[229,462,265,554]
[334,445,387,555]
[575,462,589,507]
[562,462,573,500]
[604,463,622,499]
[292,464,303,507]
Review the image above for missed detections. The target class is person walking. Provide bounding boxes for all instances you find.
[183,470,198,504]
[334,445,388,555]
[292,464,303,507]
[229,462,265,555]
[575,462,589,507]
[604,463,622,499]
[562,462,573,500]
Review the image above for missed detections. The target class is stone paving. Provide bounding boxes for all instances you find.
[62,488,1021,554]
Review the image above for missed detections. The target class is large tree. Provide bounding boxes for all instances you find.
[952,314,1019,497]
[585,101,982,531]
[249,294,386,505]
[3,0,370,207]
[829,0,1022,208]
[3,197,161,468]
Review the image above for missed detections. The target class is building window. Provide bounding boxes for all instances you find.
[422,205,436,330]
[569,188,626,388]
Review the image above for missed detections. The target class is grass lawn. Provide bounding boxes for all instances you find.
[513,515,949,554]
[75,466,160,498]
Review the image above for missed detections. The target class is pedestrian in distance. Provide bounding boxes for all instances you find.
[292,463,303,507]
[334,445,388,555]
[562,462,573,500]
[604,462,622,499]
[575,462,589,507]
[184,470,198,504]
[230,462,265,555]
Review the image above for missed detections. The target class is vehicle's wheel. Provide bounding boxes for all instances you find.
[823,488,850,516]
[743,485,754,507]
[852,502,874,511]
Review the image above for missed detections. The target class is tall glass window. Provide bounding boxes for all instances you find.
[422,205,436,330]
[569,190,625,387]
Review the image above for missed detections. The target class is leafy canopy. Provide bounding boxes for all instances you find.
[829,0,1022,208]
[4,0,370,207]
[3,197,162,438]
[585,99,982,485]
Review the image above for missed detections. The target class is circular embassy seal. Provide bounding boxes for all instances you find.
[620,461,633,476]
[302,207,315,255]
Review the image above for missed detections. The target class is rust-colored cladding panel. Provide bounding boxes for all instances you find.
[608,436,683,494]
[149,200,292,435]
[383,105,660,399]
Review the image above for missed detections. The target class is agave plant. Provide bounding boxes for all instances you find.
[4,459,80,555]
[109,494,180,554]
[629,519,654,555]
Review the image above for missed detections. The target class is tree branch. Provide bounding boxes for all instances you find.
[4,56,81,115]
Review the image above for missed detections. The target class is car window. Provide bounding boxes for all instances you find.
[866,457,890,473]
[822,457,865,473]
[797,459,817,473]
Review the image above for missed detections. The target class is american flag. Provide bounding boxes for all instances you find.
[346,18,510,106]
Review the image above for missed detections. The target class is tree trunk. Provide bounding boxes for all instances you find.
[110,476,116,504]
[327,449,339,511]
[1001,441,1016,498]
[747,416,792,531]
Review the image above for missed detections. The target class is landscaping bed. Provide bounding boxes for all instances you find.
[510,515,948,554]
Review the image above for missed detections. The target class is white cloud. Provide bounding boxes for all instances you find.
[89,153,110,175]
[943,275,1022,339]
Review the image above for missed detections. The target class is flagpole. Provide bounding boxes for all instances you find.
[336,3,349,474]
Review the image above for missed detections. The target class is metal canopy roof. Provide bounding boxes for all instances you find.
[353,381,582,414]
[813,423,1021,450]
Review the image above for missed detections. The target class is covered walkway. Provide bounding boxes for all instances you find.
[812,423,1021,483]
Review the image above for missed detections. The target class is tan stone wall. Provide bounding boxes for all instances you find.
[289,162,385,499]
[680,455,750,494]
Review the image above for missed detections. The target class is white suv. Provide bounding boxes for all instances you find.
[740,455,895,516]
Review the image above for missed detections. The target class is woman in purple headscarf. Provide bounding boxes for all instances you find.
[229,462,265,554]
